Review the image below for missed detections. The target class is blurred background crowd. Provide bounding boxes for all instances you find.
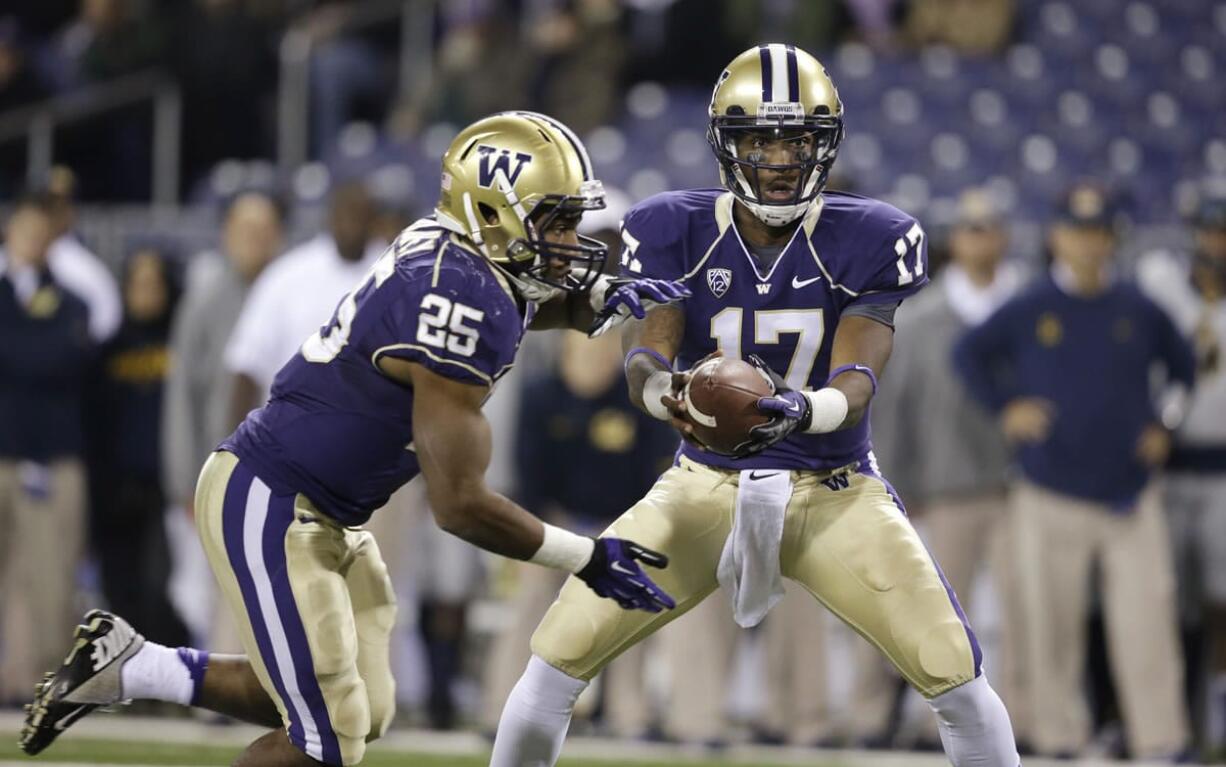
[1,0,1225,762]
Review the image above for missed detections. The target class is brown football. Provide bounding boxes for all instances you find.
[682,357,774,455]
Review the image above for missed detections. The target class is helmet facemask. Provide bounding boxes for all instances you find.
[462,172,608,302]
[708,111,843,227]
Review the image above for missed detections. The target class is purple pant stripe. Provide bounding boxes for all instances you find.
[861,466,985,677]
[219,461,307,750]
[262,493,343,766]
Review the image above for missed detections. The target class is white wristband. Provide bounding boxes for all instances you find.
[802,387,849,434]
[589,274,614,312]
[642,370,672,421]
[529,523,595,573]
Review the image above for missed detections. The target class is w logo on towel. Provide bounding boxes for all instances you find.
[821,473,850,491]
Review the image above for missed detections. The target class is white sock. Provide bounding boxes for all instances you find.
[489,655,588,767]
[119,642,199,705]
[928,675,1020,767]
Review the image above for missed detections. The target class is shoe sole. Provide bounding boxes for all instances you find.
[18,612,124,755]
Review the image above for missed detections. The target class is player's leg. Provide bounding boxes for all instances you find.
[193,450,383,765]
[1100,485,1190,758]
[782,469,1018,767]
[341,528,399,744]
[19,453,280,756]
[490,459,733,767]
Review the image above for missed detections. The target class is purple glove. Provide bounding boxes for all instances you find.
[739,354,813,456]
[576,538,676,612]
[589,278,691,336]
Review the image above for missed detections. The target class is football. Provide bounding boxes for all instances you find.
[682,357,774,455]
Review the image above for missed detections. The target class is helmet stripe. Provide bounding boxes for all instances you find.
[785,45,800,103]
[499,110,594,181]
[529,111,594,181]
[768,44,790,105]
[758,45,773,102]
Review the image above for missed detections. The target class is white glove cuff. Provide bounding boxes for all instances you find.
[642,370,673,421]
[529,523,595,573]
[802,387,849,434]
[589,274,614,313]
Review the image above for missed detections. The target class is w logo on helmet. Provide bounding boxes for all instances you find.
[477,145,533,189]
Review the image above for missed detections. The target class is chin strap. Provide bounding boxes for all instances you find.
[489,259,563,304]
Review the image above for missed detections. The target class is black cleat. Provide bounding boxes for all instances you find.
[19,610,144,755]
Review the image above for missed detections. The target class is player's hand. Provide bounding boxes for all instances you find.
[576,537,676,612]
[589,278,691,337]
[661,350,723,448]
[1135,422,1172,468]
[999,397,1054,444]
[740,354,811,456]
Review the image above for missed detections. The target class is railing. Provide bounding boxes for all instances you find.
[0,0,434,203]
[277,0,436,172]
[0,70,181,205]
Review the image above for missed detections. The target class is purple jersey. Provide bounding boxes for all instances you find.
[223,218,530,525]
[620,189,928,472]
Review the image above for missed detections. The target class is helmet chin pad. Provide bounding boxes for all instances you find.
[724,161,822,226]
[745,198,812,226]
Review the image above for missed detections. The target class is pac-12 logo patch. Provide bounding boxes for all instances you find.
[707,268,732,298]
[477,145,533,188]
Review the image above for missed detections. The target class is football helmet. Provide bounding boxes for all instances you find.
[708,44,844,227]
[436,111,608,301]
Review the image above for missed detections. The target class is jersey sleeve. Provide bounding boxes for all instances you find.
[372,255,521,387]
[617,194,688,281]
[844,213,930,308]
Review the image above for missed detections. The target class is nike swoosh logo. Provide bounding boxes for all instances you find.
[53,705,90,731]
[748,471,779,480]
[792,275,822,289]
[610,561,635,576]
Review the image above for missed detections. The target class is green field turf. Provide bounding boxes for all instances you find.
[0,737,818,767]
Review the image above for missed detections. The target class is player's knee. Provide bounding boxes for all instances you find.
[916,619,978,696]
[364,677,396,742]
[329,680,373,766]
[529,598,600,679]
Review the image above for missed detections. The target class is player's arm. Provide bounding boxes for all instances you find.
[621,304,704,441]
[530,276,690,335]
[387,357,675,612]
[744,315,893,454]
[824,314,894,428]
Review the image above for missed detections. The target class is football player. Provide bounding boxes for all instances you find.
[21,112,689,767]
[491,46,1020,767]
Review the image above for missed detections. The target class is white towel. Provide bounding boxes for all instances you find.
[717,469,792,627]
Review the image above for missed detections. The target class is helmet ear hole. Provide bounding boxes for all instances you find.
[477,203,500,226]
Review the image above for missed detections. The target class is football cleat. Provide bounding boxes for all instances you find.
[19,609,144,755]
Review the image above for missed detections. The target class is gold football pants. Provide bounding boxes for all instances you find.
[531,456,980,699]
[196,451,397,766]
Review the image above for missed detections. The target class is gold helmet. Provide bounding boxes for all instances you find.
[708,44,844,226]
[436,111,607,299]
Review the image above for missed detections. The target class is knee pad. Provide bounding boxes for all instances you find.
[365,676,396,742]
[916,618,978,693]
[327,677,372,766]
[529,590,608,680]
